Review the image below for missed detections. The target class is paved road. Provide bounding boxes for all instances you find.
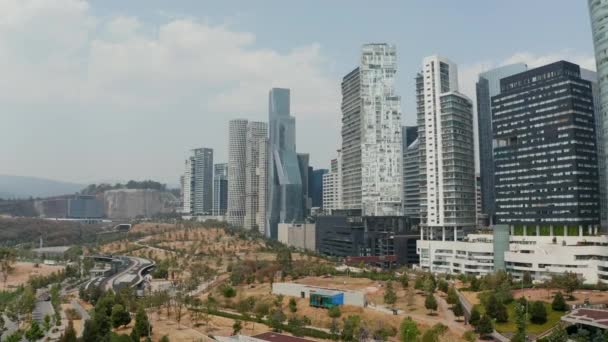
[1,314,18,341]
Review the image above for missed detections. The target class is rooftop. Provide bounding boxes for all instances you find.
[561,308,608,330]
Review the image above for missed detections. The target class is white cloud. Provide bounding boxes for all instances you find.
[0,0,340,183]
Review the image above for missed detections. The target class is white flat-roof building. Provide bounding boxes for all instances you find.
[417,225,608,284]
[277,223,315,251]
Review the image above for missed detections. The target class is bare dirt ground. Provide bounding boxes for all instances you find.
[233,277,468,341]
[0,261,65,291]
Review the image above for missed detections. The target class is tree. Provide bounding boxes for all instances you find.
[552,292,567,312]
[384,281,397,307]
[469,306,481,327]
[133,307,152,340]
[476,315,494,337]
[414,277,424,291]
[288,298,297,313]
[399,317,420,342]
[5,330,23,342]
[425,294,437,314]
[423,277,436,294]
[82,319,99,342]
[452,301,464,320]
[159,336,170,342]
[341,315,361,342]
[447,287,459,305]
[470,277,480,291]
[399,274,408,289]
[111,304,131,328]
[268,309,286,331]
[25,321,44,342]
[523,271,532,285]
[462,331,476,342]
[530,301,547,324]
[254,302,270,320]
[328,306,341,318]
[276,248,292,271]
[485,293,499,319]
[232,320,243,335]
[511,303,527,342]
[542,324,568,342]
[421,329,438,342]
[0,248,16,288]
[437,280,449,294]
[221,284,236,298]
[59,320,78,342]
[43,314,52,332]
[496,302,509,323]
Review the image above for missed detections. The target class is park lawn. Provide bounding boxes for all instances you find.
[476,301,563,335]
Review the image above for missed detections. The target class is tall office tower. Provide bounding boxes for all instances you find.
[267,88,304,239]
[493,61,601,230]
[476,64,527,223]
[227,119,248,227]
[213,163,228,216]
[417,56,476,241]
[182,158,193,214]
[340,43,403,216]
[182,157,194,215]
[257,136,269,233]
[589,0,608,230]
[310,168,328,208]
[244,121,268,232]
[192,148,214,215]
[341,67,362,211]
[402,126,419,218]
[297,153,311,214]
[475,174,482,222]
[581,68,608,228]
[323,151,342,212]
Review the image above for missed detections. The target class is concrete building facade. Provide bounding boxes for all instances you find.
[277,222,315,251]
[244,121,268,233]
[227,119,248,227]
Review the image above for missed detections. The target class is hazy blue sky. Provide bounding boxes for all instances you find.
[0,0,596,185]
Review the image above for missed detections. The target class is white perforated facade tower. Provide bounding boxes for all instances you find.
[417,56,476,240]
[341,43,403,216]
[227,119,248,227]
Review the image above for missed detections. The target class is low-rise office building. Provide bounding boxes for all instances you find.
[417,225,608,284]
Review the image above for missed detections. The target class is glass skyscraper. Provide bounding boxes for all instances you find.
[267,88,304,239]
[476,64,527,223]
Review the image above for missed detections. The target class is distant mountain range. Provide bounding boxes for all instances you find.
[0,175,84,199]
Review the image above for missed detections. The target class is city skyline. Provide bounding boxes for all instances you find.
[0,0,598,185]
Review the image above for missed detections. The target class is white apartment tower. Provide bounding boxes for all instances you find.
[181,148,214,215]
[322,150,342,212]
[244,121,268,233]
[417,56,476,240]
[227,119,248,227]
[341,43,403,216]
[182,158,193,214]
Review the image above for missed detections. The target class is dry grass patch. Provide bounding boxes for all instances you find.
[0,261,65,291]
